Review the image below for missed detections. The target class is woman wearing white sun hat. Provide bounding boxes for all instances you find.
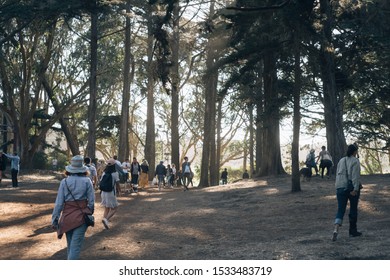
[51,155,95,259]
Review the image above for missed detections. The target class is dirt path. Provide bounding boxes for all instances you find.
[0,172,389,260]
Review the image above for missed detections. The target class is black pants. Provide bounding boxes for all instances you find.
[11,168,18,187]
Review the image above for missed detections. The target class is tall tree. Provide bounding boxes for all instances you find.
[199,0,218,187]
[170,0,180,170]
[144,3,157,180]
[86,3,98,159]
[318,0,347,167]
[118,0,133,162]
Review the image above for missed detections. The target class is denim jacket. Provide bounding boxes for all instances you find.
[52,175,95,226]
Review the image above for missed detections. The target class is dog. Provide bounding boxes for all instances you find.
[299,167,312,181]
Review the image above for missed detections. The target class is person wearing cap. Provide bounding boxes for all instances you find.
[100,158,120,229]
[51,155,95,259]
[4,152,20,187]
[332,144,363,241]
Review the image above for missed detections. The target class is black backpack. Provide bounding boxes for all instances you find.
[99,173,113,192]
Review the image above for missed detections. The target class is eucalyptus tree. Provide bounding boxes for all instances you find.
[0,0,119,167]
[335,0,390,156]
[219,0,294,177]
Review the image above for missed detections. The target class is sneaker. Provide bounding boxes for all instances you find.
[332,231,338,241]
[102,218,109,229]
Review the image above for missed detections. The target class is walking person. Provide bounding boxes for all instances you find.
[100,158,120,229]
[121,158,131,183]
[317,146,333,178]
[166,164,173,188]
[305,149,319,176]
[332,144,363,241]
[130,157,141,192]
[84,157,98,189]
[51,155,95,260]
[4,152,20,187]
[139,159,149,188]
[221,168,228,185]
[170,163,177,187]
[181,156,192,191]
[155,161,166,191]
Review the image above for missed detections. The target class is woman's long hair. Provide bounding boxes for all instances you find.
[104,164,116,173]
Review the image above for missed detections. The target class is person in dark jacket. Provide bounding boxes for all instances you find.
[155,161,166,191]
[221,168,228,185]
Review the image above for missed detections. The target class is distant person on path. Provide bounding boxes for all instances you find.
[121,158,131,183]
[166,164,173,188]
[52,158,58,171]
[139,159,149,188]
[221,168,228,185]
[51,155,95,260]
[305,149,319,176]
[155,161,166,191]
[5,152,20,187]
[242,170,250,179]
[0,151,7,183]
[317,146,333,178]
[100,158,120,229]
[170,163,177,187]
[130,157,141,192]
[176,169,183,186]
[112,155,123,195]
[181,157,192,191]
[332,144,363,241]
[84,157,98,189]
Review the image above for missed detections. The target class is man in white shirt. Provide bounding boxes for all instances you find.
[122,158,131,183]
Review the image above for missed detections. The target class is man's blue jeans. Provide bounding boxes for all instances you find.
[334,188,360,225]
[65,223,87,260]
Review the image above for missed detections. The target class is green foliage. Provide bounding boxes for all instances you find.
[31,151,48,170]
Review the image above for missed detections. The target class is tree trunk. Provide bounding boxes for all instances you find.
[170,1,180,169]
[258,51,285,176]
[209,71,218,186]
[319,0,347,168]
[145,8,156,181]
[86,9,98,159]
[118,1,132,162]
[291,38,302,192]
[248,104,254,178]
[254,61,264,177]
[216,99,222,179]
[199,0,217,187]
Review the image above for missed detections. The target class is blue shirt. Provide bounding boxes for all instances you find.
[5,153,20,170]
[52,175,95,225]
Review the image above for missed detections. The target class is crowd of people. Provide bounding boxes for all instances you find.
[48,142,363,259]
[50,154,197,259]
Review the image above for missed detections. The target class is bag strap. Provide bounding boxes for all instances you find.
[344,157,350,180]
[64,179,86,216]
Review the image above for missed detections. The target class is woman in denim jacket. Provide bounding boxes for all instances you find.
[332,144,362,241]
[52,155,95,259]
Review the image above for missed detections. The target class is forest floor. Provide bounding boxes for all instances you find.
[0,171,389,260]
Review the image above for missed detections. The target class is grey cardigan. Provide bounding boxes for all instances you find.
[335,156,361,191]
